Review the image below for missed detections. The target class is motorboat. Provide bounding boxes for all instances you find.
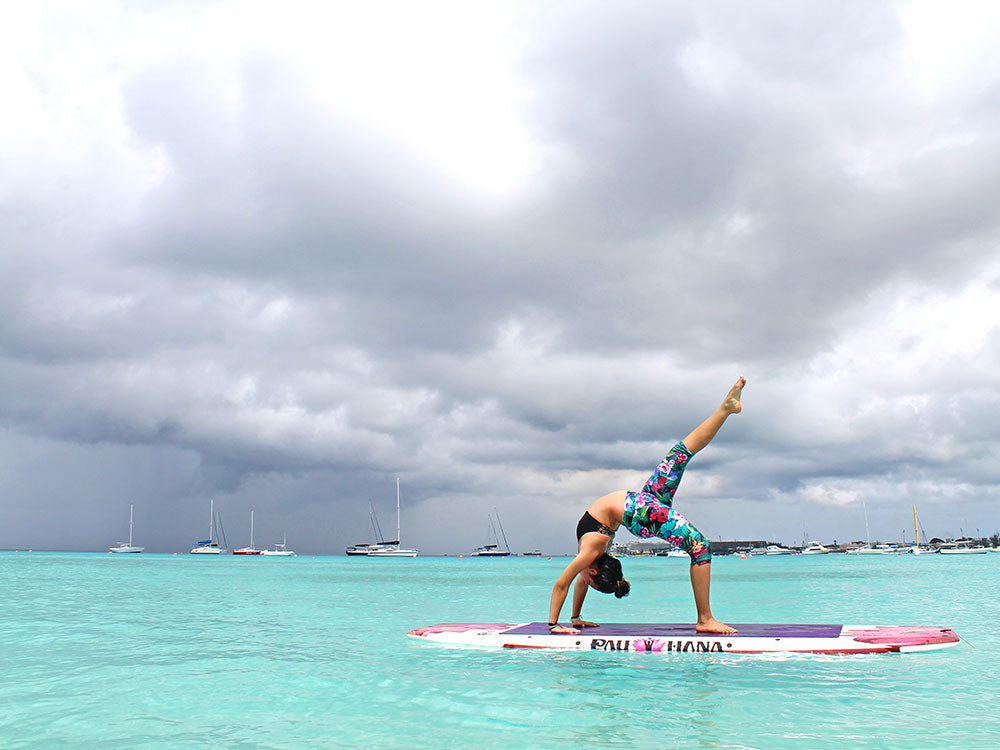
[764,545,794,555]
[801,543,832,554]
[261,533,296,556]
[854,544,895,555]
[939,541,989,555]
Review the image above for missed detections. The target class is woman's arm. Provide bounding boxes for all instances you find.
[548,536,605,634]
[570,576,599,627]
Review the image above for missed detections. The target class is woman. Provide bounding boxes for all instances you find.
[547,376,746,635]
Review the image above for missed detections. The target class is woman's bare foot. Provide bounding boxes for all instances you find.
[722,376,746,415]
[549,625,580,635]
[696,618,739,634]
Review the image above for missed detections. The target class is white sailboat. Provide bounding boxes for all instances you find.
[191,500,227,554]
[233,509,262,555]
[471,512,511,557]
[854,499,892,554]
[109,503,144,553]
[366,478,418,557]
[262,532,296,557]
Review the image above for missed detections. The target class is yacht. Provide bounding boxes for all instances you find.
[347,504,396,555]
[233,509,262,555]
[365,478,418,557]
[939,540,989,555]
[471,512,511,557]
[191,500,227,554]
[854,544,895,555]
[801,543,832,554]
[764,544,794,555]
[852,499,892,554]
[262,533,296,557]
[109,504,144,553]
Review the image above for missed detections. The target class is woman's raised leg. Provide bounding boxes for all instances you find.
[682,376,745,454]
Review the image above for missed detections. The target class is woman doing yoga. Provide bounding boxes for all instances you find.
[548,376,746,635]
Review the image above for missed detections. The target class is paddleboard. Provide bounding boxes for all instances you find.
[407,622,960,654]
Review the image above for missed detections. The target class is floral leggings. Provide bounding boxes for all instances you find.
[622,441,712,566]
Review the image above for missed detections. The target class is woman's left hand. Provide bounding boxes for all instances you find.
[572,619,600,628]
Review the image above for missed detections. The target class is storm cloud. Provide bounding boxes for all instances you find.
[2,0,998,553]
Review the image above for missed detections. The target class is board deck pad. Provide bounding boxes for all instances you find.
[407,622,960,654]
[505,622,844,638]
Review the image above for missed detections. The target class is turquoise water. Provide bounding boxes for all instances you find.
[2,551,998,749]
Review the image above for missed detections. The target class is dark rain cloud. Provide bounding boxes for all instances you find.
[1,1,998,553]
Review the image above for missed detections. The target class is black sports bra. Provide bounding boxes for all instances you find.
[576,511,617,541]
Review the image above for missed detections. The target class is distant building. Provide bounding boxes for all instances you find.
[710,540,768,555]
[613,539,771,556]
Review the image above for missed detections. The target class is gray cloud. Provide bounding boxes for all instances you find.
[2,1,998,554]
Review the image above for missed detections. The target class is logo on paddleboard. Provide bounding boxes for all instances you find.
[589,637,728,653]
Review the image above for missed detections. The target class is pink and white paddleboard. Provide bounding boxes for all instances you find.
[407,622,961,654]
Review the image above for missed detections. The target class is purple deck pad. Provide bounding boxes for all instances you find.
[507,623,844,639]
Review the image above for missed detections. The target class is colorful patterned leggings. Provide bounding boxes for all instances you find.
[622,441,712,566]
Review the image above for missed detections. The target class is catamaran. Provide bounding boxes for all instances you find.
[191,499,227,554]
[109,503,144,553]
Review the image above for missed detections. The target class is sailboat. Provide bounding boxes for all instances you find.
[366,478,418,557]
[347,504,391,555]
[261,532,296,557]
[471,512,511,557]
[191,500,227,554]
[233,509,262,555]
[109,503,144,553]
[854,499,893,554]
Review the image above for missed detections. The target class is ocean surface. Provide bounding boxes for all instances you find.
[2,550,998,749]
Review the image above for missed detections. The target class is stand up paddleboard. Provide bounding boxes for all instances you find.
[407,622,960,654]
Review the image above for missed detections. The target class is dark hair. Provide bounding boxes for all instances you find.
[591,554,630,598]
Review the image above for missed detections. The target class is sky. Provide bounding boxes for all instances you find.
[1,0,998,554]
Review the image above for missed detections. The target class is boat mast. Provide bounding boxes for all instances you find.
[128,503,134,547]
[862,499,871,546]
[250,509,255,548]
[912,504,921,555]
[396,477,401,545]
[209,499,215,543]
[494,508,510,553]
